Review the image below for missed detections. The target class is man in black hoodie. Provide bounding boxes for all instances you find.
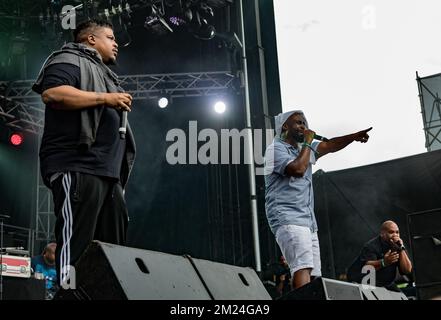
[32,19,136,288]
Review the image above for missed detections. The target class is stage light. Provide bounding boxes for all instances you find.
[183,8,193,23]
[143,0,225,40]
[189,6,216,40]
[198,2,214,20]
[214,101,226,114]
[144,4,173,36]
[192,21,216,40]
[158,97,169,108]
[169,16,186,26]
[10,133,23,146]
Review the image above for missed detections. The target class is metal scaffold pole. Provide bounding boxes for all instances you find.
[238,0,261,273]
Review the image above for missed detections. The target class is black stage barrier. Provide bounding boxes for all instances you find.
[2,277,46,300]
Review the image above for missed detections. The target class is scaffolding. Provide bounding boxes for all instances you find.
[416,71,441,151]
[0,71,236,134]
[0,71,237,244]
[35,152,55,243]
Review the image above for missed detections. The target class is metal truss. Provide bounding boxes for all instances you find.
[0,71,237,135]
[119,71,237,100]
[416,72,441,151]
[35,162,56,243]
[0,93,45,135]
[1,71,237,245]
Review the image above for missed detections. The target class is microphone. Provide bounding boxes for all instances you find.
[394,240,405,251]
[119,111,127,139]
[314,134,329,142]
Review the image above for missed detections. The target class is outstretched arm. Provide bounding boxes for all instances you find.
[316,127,372,158]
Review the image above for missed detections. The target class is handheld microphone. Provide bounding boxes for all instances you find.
[119,111,127,139]
[314,134,329,142]
[396,241,405,251]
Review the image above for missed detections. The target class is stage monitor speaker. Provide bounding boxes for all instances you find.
[279,277,363,300]
[359,285,408,300]
[189,256,270,300]
[55,241,271,300]
[408,209,441,300]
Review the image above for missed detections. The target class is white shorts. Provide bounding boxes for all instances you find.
[275,224,322,277]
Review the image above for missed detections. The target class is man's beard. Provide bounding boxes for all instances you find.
[291,131,304,143]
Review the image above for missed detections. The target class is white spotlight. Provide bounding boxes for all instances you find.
[214,101,226,114]
[158,97,169,108]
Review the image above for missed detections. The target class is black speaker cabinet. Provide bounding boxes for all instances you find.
[279,277,363,300]
[2,277,46,300]
[55,241,271,300]
[408,208,441,300]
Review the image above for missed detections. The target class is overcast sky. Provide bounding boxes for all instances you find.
[273,0,441,172]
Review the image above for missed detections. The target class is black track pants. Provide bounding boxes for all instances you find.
[51,172,128,286]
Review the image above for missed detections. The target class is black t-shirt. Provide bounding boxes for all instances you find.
[347,236,404,287]
[39,63,126,186]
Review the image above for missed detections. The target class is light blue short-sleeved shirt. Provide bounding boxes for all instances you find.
[264,138,320,235]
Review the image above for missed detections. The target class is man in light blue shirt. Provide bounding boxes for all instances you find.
[264,110,372,289]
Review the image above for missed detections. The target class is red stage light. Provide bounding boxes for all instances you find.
[10,133,23,146]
